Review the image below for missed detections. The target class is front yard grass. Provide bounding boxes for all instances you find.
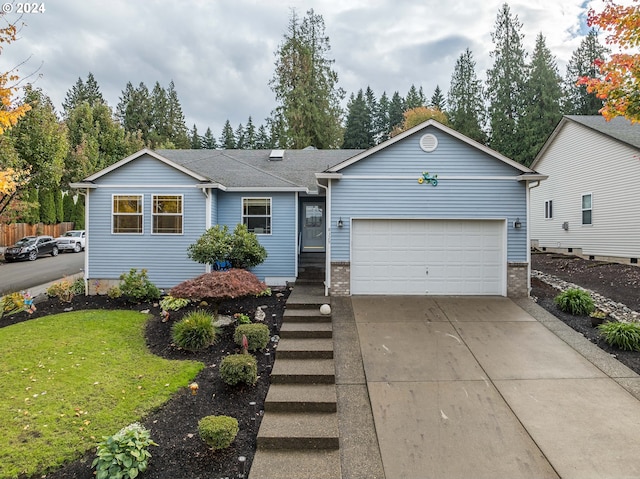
[0,309,204,478]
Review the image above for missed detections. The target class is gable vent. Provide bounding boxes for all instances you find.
[269,149,285,161]
[420,134,438,153]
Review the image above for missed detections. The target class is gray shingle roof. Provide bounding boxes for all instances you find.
[566,115,640,149]
[156,149,363,192]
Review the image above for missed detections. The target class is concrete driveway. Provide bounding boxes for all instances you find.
[336,296,640,479]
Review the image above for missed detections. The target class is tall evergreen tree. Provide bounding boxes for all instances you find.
[62,72,105,117]
[63,193,74,222]
[165,81,190,148]
[255,125,271,149]
[234,123,245,149]
[244,117,256,149]
[375,91,390,144]
[388,91,405,134]
[405,84,425,109]
[71,194,85,229]
[270,9,344,148]
[342,90,374,148]
[202,127,217,149]
[39,188,56,225]
[519,33,564,165]
[486,3,528,160]
[564,29,609,115]
[116,82,153,143]
[430,85,446,111]
[219,120,236,149]
[150,82,169,146]
[54,188,63,223]
[190,124,202,149]
[447,48,487,144]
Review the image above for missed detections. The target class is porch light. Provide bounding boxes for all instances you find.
[337,217,344,228]
[514,218,522,229]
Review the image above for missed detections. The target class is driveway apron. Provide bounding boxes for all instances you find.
[351,296,640,479]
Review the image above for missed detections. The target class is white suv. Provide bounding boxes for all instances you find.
[56,230,86,253]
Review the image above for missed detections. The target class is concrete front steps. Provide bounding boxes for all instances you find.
[249,283,341,479]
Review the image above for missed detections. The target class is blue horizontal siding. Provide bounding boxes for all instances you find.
[216,191,297,280]
[330,128,528,263]
[87,185,207,289]
[97,154,201,185]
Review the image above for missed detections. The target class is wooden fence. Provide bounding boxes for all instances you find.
[0,222,75,247]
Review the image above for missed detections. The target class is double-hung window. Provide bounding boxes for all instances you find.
[152,195,183,234]
[243,198,271,234]
[544,200,553,219]
[113,195,143,234]
[582,193,592,225]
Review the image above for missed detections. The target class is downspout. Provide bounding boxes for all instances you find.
[200,186,212,274]
[526,180,543,294]
[315,179,330,297]
[74,188,89,295]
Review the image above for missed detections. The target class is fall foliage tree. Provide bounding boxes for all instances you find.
[0,23,31,135]
[391,107,449,137]
[579,0,640,121]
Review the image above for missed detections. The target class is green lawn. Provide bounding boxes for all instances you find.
[0,310,204,478]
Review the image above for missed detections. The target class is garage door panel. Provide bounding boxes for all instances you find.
[351,219,504,295]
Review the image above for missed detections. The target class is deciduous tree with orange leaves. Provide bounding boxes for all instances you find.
[0,23,31,134]
[578,0,640,121]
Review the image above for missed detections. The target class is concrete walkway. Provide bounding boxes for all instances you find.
[333,295,640,479]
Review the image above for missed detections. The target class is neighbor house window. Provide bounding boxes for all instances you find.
[243,197,271,234]
[152,195,183,234]
[113,194,143,234]
[545,200,553,219]
[582,193,592,225]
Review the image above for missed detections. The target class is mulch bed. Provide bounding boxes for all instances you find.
[531,252,640,375]
[3,287,290,479]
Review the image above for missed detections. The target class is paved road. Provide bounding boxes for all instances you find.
[0,252,84,295]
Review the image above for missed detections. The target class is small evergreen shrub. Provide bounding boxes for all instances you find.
[234,323,270,352]
[107,285,122,299]
[554,288,595,316]
[172,310,217,352]
[71,277,86,295]
[92,422,157,479]
[198,415,239,450]
[598,321,640,351]
[47,278,76,302]
[160,295,191,311]
[119,268,161,303]
[219,353,258,386]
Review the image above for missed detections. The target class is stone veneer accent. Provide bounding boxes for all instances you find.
[330,262,351,296]
[331,261,530,298]
[507,262,529,298]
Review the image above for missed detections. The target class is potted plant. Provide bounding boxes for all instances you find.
[589,310,608,327]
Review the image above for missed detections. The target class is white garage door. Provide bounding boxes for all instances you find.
[351,219,505,295]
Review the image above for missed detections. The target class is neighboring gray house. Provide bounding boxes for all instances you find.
[71,120,545,297]
[530,115,640,264]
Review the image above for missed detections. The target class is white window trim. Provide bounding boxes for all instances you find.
[112,194,144,235]
[151,194,184,235]
[242,197,272,235]
[581,193,593,226]
[544,199,553,220]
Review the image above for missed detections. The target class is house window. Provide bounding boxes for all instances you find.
[113,195,143,234]
[152,195,183,234]
[243,197,271,234]
[545,200,553,219]
[582,193,592,225]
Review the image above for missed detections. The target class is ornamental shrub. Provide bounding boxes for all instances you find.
[598,321,640,351]
[0,292,26,318]
[219,353,258,386]
[234,323,270,352]
[160,295,191,311]
[198,415,239,450]
[91,422,157,479]
[187,223,267,269]
[172,310,217,352]
[118,268,161,303]
[554,288,595,316]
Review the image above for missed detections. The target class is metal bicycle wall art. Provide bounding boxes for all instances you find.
[418,171,438,186]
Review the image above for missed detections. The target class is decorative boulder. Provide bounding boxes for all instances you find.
[320,304,331,315]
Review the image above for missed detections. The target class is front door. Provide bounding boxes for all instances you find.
[301,202,325,252]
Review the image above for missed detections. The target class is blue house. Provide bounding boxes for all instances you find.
[71,120,545,297]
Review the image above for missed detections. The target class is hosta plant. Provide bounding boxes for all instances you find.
[92,422,158,479]
[554,288,595,316]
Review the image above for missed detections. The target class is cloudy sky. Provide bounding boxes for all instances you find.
[2,0,609,137]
